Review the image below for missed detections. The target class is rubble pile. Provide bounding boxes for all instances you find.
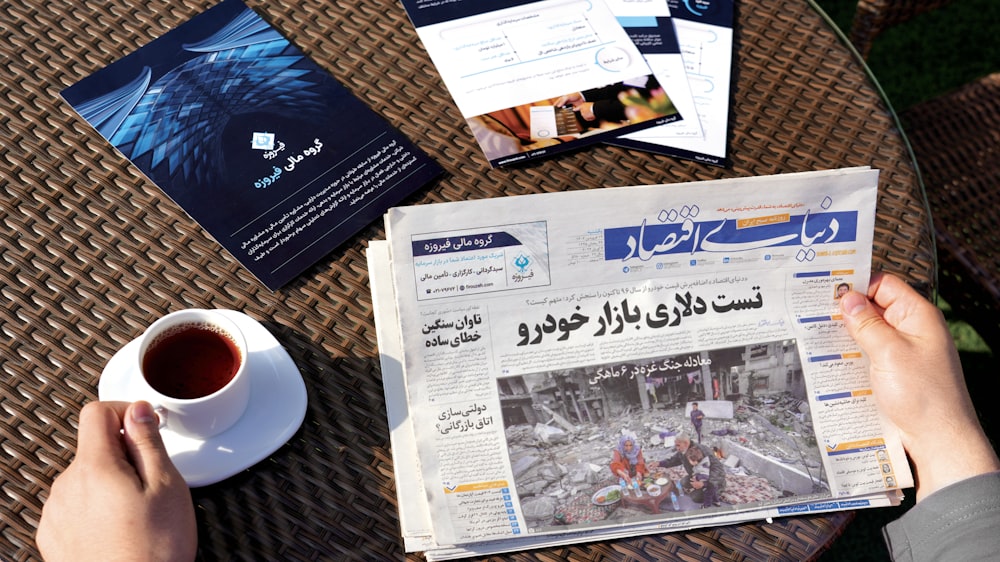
[506,393,824,523]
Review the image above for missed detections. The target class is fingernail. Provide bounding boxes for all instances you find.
[840,292,867,316]
[131,401,157,423]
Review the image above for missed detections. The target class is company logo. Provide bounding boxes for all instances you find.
[251,131,276,150]
[513,254,530,273]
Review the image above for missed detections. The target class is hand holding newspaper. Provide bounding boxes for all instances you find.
[369,168,912,560]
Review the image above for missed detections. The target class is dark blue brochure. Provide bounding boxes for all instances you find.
[62,0,443,290]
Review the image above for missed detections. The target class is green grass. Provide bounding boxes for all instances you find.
[809,1,998,559]
[816,0,1000,111]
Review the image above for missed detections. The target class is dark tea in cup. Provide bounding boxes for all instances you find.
[142,324,242,399]
[135,309,250,438]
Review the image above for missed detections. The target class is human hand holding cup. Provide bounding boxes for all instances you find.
[135,309,250,439]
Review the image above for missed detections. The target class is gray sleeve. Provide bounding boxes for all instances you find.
[706,449,726,489]
[883,471,1000,561]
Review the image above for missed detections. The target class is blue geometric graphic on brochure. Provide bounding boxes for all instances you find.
[69,4,336,199]
[69,67,152,141]
[61,0,444,290]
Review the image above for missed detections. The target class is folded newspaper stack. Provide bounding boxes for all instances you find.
[368,168,912,560]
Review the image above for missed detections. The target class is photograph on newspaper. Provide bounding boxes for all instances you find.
[498,337,834,535]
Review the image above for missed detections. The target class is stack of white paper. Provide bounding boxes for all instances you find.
[399,0,734,167]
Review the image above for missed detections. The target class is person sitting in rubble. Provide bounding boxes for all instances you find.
[654,433,726,505]
[686,445,720,507]
[610,434,648,485]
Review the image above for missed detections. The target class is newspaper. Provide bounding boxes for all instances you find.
[369,167,913,560]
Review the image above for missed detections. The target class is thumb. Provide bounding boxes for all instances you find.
[839,290,898,356]
[122,401,176,487]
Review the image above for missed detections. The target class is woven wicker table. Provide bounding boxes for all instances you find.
[1,0,934,560]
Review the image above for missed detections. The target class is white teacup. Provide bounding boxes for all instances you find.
[134,309,250,439]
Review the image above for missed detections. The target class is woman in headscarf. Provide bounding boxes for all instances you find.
[610,434,648,483]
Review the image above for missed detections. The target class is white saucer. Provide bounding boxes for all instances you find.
[98,310,307,487]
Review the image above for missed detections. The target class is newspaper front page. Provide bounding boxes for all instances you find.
[370,167,913,559]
